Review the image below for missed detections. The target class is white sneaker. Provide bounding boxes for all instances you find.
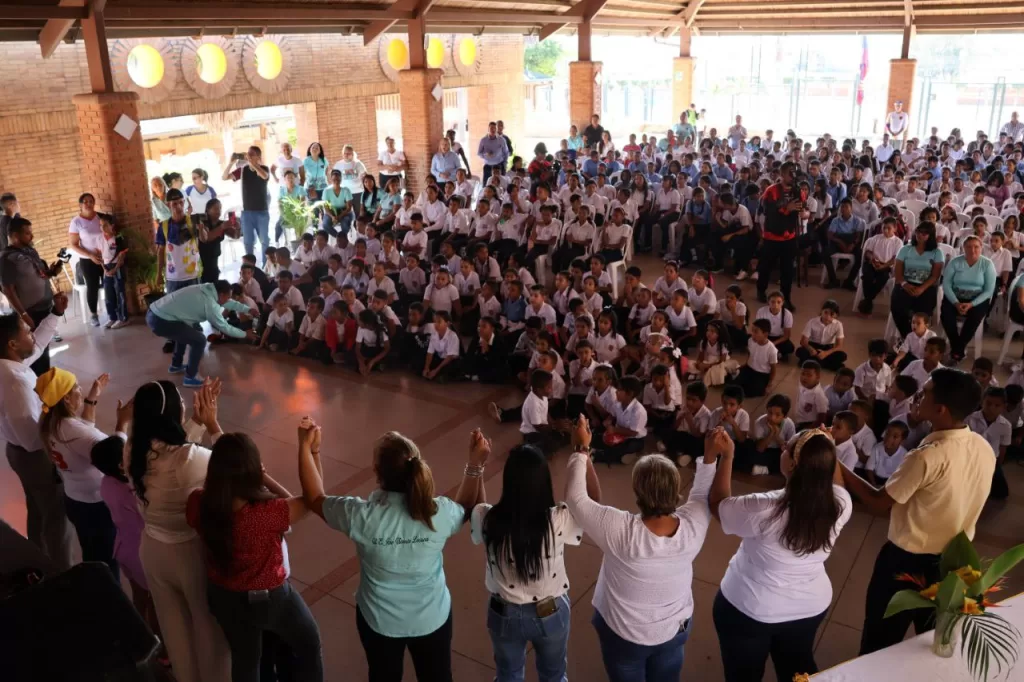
[750,271,759,281]
[752,465,770,475]
[677,455,693,468]
[103,320,115,329]
[111,319,130,329]
[735,270,748,281]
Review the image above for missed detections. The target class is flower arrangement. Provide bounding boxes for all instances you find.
[885,531,1024,681]
[279,196,325,242]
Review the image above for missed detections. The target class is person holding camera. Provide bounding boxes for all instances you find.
[1,216,64,375]
[223,146,271,260]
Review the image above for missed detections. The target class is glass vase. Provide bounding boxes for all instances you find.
[932,611,960,658]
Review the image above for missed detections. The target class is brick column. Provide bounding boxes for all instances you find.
[886,59,917,141]
[569,61,602,134]
[467,85,491,174]
[672,57,694,123]
[398,69,445,195]
[293,102,319,152]
[72,92,151,239]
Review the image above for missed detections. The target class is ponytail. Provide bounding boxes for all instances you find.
[404,457,438,531]
[375,431,438,531]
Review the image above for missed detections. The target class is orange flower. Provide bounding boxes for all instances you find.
[920,583,940,600]
[792,675,811,682]
[985,578,1007,595]
[962,598,984,615]
[955,566,983,587]
[896,573,928,588]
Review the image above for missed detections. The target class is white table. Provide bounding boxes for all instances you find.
[815,594,1024,681]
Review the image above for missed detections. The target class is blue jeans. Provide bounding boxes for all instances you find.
[488,594,570,682]
[592,609,691,682]
[320,210,353,238]
[165,278,198,293]
[103,268,128,322]
[147,309,207,378]
[241,209,270,258]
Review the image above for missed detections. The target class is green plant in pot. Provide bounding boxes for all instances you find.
[279,196,324,244]
[119,226,159,309]
[886,531,1024,681]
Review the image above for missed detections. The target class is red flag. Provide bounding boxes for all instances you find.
[856,37,869,106]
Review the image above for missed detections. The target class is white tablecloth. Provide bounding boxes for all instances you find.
[815,594,1024,681]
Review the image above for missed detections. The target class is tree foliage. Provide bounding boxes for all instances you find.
[524,40,563,77]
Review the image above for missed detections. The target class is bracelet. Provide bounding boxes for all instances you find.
[463,464,485,477]
[573,446,591,454]
[84,399,98,406]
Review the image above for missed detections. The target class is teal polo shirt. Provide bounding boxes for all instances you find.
[321,490,464,637]
[322,186,353,211]
[896,244,945,285]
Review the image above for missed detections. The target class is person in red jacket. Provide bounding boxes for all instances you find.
[325,299,357,364]
[757,161,802,312]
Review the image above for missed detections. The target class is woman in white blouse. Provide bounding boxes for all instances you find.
[565,416,715,682]
[472,443,597,682]
[333,144,367,205]
[126,379,230,682]
[707,427,852,682]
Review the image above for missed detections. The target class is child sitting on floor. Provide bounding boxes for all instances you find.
[666,380,711,467]
[707,384,750,446]
[643,364,682,446]
[794,360,829,429]
[890,311,936,371]
[741,394,795,476]
[290,296,327,360]
[866,420,909,486]
[592,376,648,465]
[422,310,460,381]
[831,410,861,470]
[730,319,777,397]
[825,368,856,422]
[355,309,390,376]
[796,299,847,371]
[755,290,795,362]
[259,294,294,352]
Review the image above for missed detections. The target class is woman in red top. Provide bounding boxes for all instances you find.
[186,433,323,682]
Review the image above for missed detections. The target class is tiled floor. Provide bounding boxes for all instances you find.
[3,255,1024,681]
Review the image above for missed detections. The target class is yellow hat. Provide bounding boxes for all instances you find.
[35,368,78,414]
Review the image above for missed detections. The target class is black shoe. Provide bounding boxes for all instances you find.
[756,292,768,304]
[858,299,873,315]
[162,341,175,353]
[784,300,796,313]
[824,280,839,289]
[842,281,858,291]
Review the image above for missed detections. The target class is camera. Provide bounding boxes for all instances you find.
[56,248,72,263]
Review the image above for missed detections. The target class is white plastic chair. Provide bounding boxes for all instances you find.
[937,243,956,264]
[984,215,1004,233]
[534,254,552,288]
[820,252,856,286]
[64,255,103,321]
[898,199,928,217]
[934,286,985,360]
[899,208,917,233]
[997,318,1024,365]
[610,259,626,302]
[851,239,895,313]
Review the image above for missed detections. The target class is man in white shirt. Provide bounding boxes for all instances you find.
[0,294,74,569]
[271,142,303,184]
[1000,112,1024,143]
[377,136,407,188]
[885,101,909,150]
[875,133,895,165]
[727,115,747,150]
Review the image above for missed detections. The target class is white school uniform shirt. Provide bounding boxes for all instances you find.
[653,276,687,303]
[442,209,473,236]
[267,308,294,331]
[589,270,612,290]
[629,302,657,327]
[469,213,497,240]
[754,306,793,338]
[897,328,937,358]
[586,384,619,415]
[864,234,903,263]
[901,359,943,390]
[601,221,630,249]
[399,267,426,295]
[393,206,416,230]
[795,384,829,423]
[656,187,681,212]
[378,305,401,328]
[569,359,596,395]
[552,287,581,316]
[825,386,854,415]
[478,294,501,319]
[707,407,751,440]
[854,360,893,401]
[610,198,639,225]
[565,220,596,247]
[716,300,747,327]
[427,328,460,357]
[422,200,447,230]
[965,411,1011,456]
[701,339,729,365]
[424,283,460,312]
[801,317,844,346]
[717,484,852,623]
[583,193,608,220]
[299,313,326,341]
[268,286,306,312]
[526,302,558,328]
[519,391,548,434]
[666,305,697,332]
[835,439,859,470]
[549,372,568,401]
[402,229,428,255]
[367,276,396,300]
[752,415,796,444]
[582,291,604,316]
[312,242,338,263]
[643,382,681,414]
[241,277,264,305]
[594,332,626,363]
[688,286,717,315]
[677,404,712,434]
[985,246,1013,275]
[471,503,582,605]
[613,399,648,439]
[867,443,909,479]
[888,396,913,424]
[746,338,779,374]
[495,214,527,242]
[454,271,480,296]
[853,424,877,463]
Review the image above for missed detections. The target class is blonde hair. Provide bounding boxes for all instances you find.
[374,431,438,530]
[631,454,680,517]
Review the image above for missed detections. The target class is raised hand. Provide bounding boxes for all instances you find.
[469,428,491,467]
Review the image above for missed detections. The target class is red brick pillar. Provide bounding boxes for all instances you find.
[569,61,602,135]
[886,59,917,143]
[72,92,152,239]
[398,68,445,195]
[467,85,491,174]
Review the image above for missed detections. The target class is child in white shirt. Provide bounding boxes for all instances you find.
[707,384,751,444]
[866,420,909,485]
[831,411,861,470]
[290,296,327,359]
[891,311,936,371]
[742,394,795,475]
[423,267,461,315]
[796,299,847,371]
[794,360,829,428]
[593,376,648,465]
[730,319,777,397]
[643,364,682,445]
[825,368,856,421]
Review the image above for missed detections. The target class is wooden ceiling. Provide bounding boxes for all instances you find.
[8,0,1024,45]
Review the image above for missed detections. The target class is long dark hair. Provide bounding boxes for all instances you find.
[767,433,844,556]
[128,380,188,505]
[375,432,438,530]
[199,433,275,574]
[482,445,556,583]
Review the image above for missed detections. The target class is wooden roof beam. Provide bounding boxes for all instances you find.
[106,4,406,22]
[901,0,914,57]
[362,0,435,46]
[39,0,88,58]
[538,0,610,42]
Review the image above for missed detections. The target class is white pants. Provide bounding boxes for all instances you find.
[140,533,231,682]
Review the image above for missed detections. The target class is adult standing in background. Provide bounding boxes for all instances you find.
[377,136,407,190]
[272,141,304,185]
[0,292,73,570]
[885,100,909,150]
[756,161,802,311]
[840,369,994,654]
[185,168,217,217]
[151,177,172,223]
[446,129,472,176]
[565,417,713,681]
[497,120,514,173]
[223,145,271,260]
[67,192,106,327]
[727,115,747,150]
[303,141,330,199]
[334,145,367,210]
[709,428,851,682]
[432,138,461,184]
[1,217,62,374]
[198,199,237,284]
[583,114,604,149]
[1000,112,1024,143]
[0,191,21,250]
[155,188,203,294]
[478,122,509,181]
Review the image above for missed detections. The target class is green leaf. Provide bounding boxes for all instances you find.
[884,589,937,618]
[960,612,1022,682]
[936,573,966,612]
[978,543,1024,593]
[941,530,982,574]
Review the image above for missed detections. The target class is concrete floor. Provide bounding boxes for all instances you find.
[3,254,1023,681]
